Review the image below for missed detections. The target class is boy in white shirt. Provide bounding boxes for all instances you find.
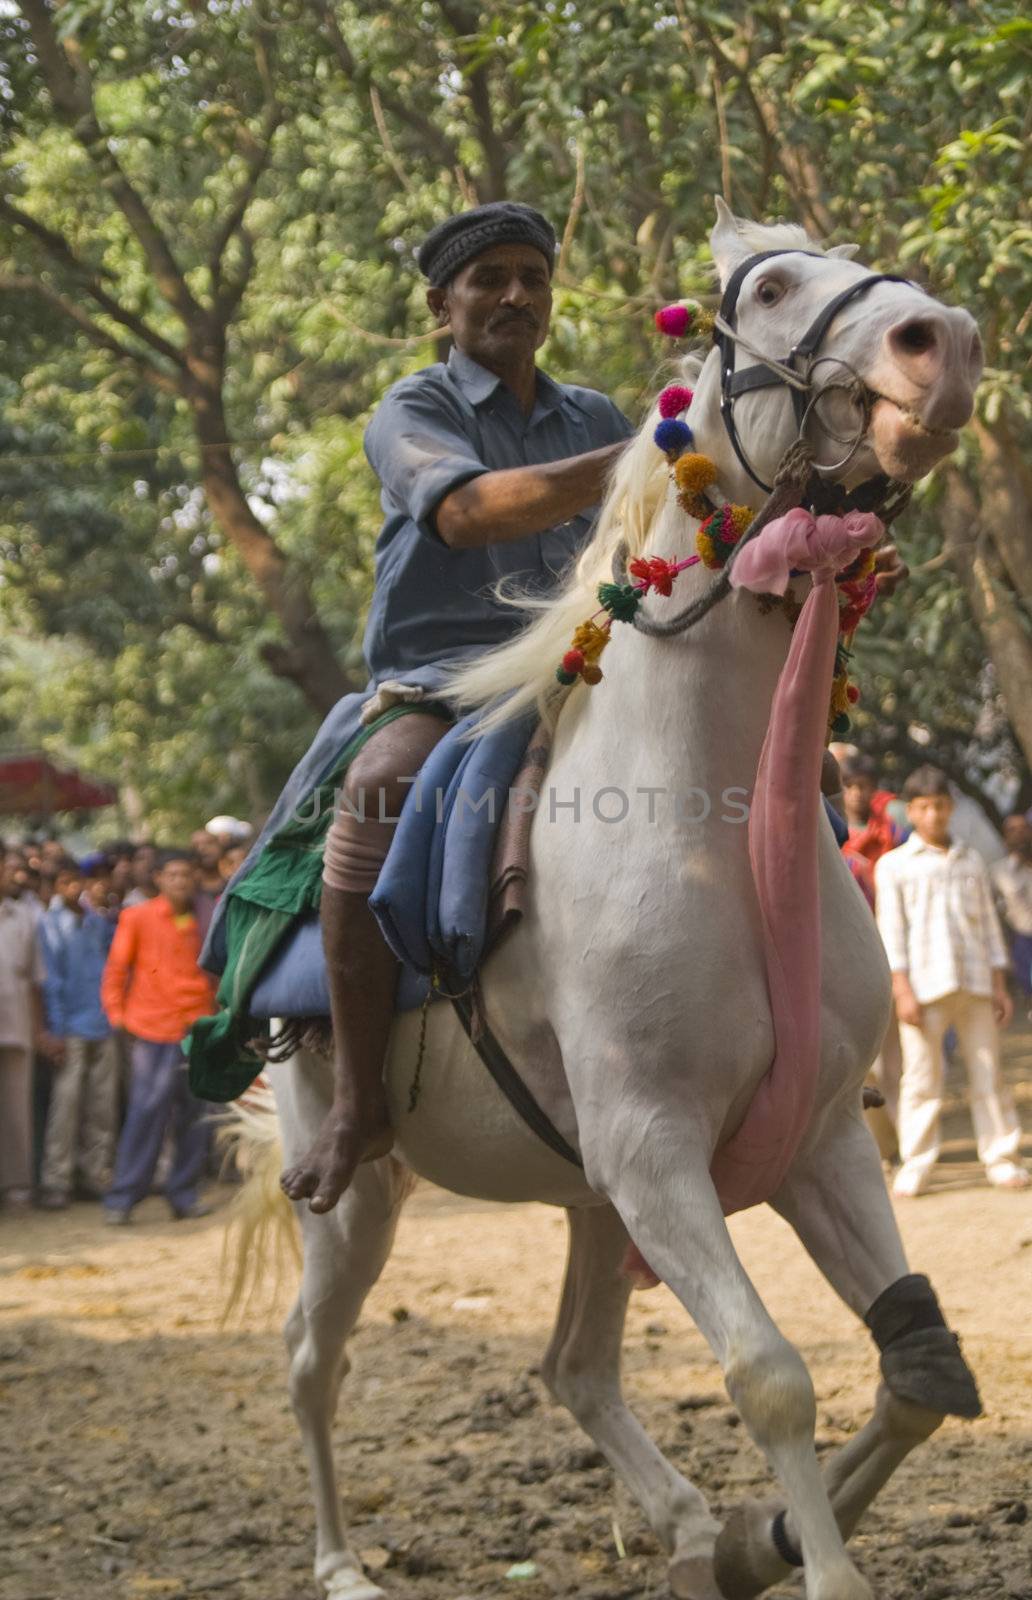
[875,765,1029,1197]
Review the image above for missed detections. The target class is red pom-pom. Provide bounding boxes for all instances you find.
[629,555,677,597]
[658,384,694,418]
[654,305,692,338]
[846,683,861,704]
[562,648,585,674]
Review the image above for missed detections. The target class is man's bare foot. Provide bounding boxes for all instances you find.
[281,1110,394,1213]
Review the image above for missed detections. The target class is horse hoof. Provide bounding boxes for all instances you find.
[668,1548,724,1599]
[712,1500,790,1600]
[323,1565,387,1600]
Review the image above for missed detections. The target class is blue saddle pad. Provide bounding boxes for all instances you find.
[249,708,537,1020]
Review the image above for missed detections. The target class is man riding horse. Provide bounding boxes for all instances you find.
[278,202,633,1212]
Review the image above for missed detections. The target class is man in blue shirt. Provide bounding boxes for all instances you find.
[281,202,632,1213]
[38,860,117,1208]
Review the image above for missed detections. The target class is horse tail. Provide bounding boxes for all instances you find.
[217,1081,300,1324]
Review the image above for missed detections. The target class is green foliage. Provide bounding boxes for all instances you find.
[2,0,1029,831]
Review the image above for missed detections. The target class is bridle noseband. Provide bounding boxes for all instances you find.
[715,249,914,494]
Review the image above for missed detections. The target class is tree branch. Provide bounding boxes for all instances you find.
[315,0,461,172]
[19,0,203,328]
[0,194,188,373]
[0,275,182,394]
[208,104,282,298]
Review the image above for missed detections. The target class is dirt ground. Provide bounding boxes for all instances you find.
[3,1035,1032,1600]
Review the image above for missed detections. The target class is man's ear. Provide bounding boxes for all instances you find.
[426,286,449,324]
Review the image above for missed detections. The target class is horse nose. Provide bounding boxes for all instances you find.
[884,314,946,386]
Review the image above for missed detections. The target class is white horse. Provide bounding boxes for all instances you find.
[231,202,984,1600]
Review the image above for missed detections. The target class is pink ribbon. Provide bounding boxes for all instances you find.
[622,507,884,1283]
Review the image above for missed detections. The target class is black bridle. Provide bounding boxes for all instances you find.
[715,250,913,493]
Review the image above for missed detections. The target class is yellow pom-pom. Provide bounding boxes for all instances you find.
[570,618,611,663]
[696,529,720,570]
[728,503,753,538]
[673,452,718,498]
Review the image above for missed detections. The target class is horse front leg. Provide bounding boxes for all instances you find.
[585,1110,872,1600]
[714,1106,981,1599]
[542,1202,722,1599]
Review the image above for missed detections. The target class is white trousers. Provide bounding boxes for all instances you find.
[897,990,1022,1185]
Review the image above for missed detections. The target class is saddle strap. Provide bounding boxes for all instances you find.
[448,990,583,1170]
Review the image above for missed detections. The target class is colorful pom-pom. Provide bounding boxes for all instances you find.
[658,384,694,419]
[654,304,692,337]
[653,418,693,457]
[674,452,718,498]
[555,666,578,686]
[695,504,752,569]
[629,555,677,597]
[562,648,585,675]
[582,664,604,686]
[846,683,861,705]
[831,712,852,737]
[597,582,642,623]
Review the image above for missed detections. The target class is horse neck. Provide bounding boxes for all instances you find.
[560,368,794,804]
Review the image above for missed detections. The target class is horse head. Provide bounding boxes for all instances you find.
[705,199,983,492]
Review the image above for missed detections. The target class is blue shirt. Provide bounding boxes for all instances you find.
[39,904,114,1040]
[362,347,633,683]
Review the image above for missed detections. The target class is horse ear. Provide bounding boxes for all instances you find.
[710,196,753,284]
[827,243,861,259]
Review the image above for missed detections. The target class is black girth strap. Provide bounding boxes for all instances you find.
[449,989,583,1169]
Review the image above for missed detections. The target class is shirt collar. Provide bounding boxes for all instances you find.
[905,832,965,861]
[447,346,566,418]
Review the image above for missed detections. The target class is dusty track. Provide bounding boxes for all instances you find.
[2,1036,1031,1600]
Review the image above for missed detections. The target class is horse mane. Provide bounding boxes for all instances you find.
[447,220,828,731]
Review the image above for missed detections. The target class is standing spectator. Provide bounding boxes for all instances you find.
[219,842,248,883]
[101,851,217,1224]
[991,814,1032,1002]
[191,829,226,898]
[875,765,1029,1197]
[122,843,158,907]
[103,843,135,909]
[840,753,906,868]
[0,853,54,1208]
[37,861,117,1209]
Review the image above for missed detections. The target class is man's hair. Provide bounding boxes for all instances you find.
[839,753,877,784]
[53,857,83,879]
[157,848,197,870]
[902,765,951,802]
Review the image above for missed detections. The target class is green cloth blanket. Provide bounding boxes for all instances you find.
[186,703,443,1102]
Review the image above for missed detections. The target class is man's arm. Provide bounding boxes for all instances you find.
[433,441,627,550]
[100,910,137,1030]
[874,859,922,1025]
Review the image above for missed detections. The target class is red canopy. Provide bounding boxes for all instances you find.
[0,753,118,816]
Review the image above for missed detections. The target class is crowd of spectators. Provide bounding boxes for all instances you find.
[2,763,1031,1219]
[0,817,252,1220]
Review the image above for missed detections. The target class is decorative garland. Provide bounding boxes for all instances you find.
[553,305,879,734]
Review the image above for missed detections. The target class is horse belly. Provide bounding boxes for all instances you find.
[384,1002,597,1209]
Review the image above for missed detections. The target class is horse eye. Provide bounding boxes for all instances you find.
[756,278,784,307]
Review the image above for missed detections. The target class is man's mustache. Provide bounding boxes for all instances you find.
[489,310,539,330]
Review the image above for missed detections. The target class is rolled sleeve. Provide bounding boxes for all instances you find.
[365,382,490,538]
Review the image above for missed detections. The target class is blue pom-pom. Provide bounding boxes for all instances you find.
[654,418,693,456]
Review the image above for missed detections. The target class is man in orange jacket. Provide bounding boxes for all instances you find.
[101,851,217,1223]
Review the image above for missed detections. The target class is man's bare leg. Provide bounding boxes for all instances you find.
[281,711,451,1213]
[280,887,397,1212]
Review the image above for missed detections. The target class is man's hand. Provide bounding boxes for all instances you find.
[874,544,908,596]
[892,976,923,1029]
[992,972,1014,1029]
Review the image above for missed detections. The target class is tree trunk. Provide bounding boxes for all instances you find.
[192,384,353,716]
[943,469,1032,770]
[971,418,1032,607]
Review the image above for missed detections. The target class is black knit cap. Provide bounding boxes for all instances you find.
[418,202,557,288]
